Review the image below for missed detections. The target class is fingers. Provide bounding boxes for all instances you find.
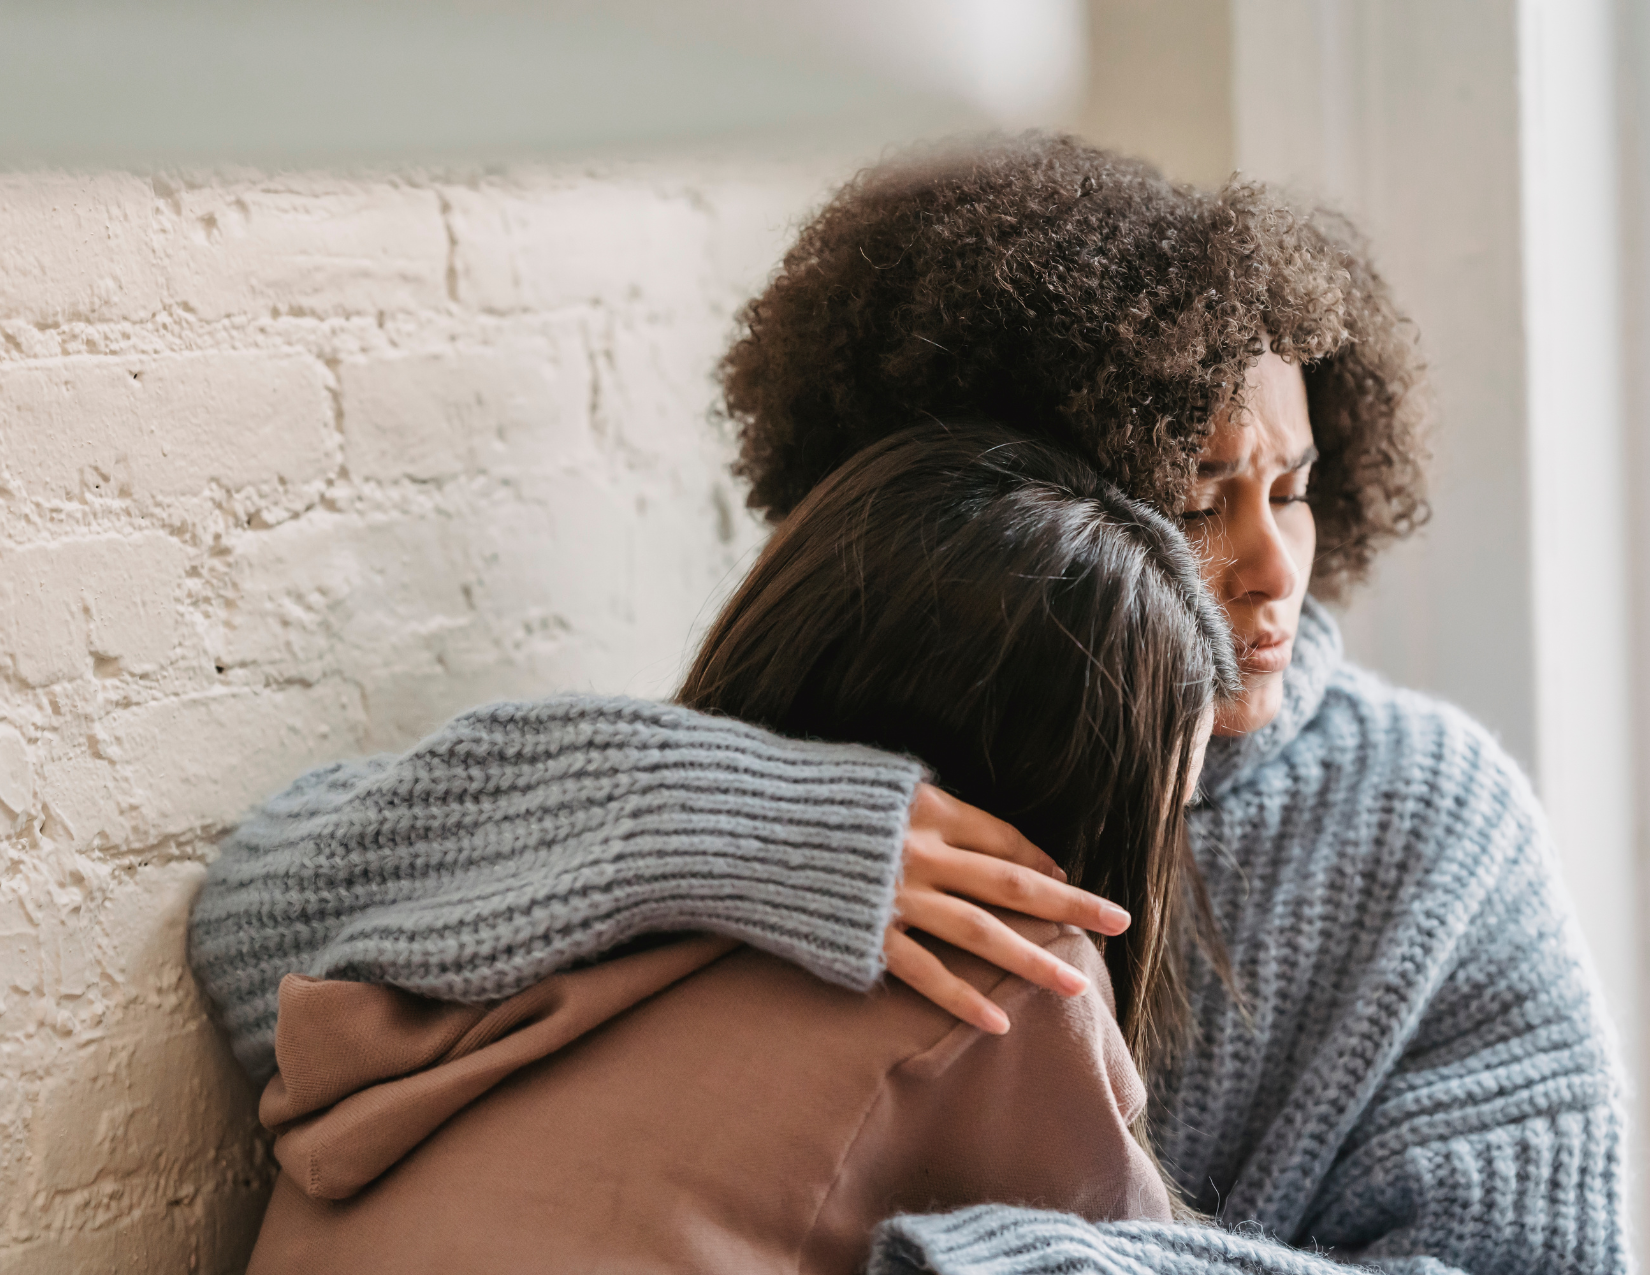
[910,783,1063,879]
[885,929,1010,1034]
[909,840,1131,936]
[898,892,1092,999]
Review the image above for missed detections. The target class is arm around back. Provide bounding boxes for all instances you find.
[190,694,924,1084]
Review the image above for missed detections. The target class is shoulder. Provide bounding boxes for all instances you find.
[1297,662,1545,846]
[1313,661,1519,769]
[1206,662,1556,922]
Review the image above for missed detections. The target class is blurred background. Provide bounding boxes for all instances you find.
[0,1,1644,1269]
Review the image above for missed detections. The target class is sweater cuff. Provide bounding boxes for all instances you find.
[869,1208,1361,1275]
[608,703,926,992]
[870,1207,1114,1275]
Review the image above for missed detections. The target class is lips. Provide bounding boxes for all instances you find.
[1236,632,1294,675]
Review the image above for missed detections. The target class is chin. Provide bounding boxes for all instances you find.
[1214,674,1284,737]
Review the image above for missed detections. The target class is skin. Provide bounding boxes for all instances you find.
[887,351,1317,1032]
[1180,349,1318,737]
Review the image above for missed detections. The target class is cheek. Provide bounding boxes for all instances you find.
[1285,508,1317,582]
[1186,529,1221,590]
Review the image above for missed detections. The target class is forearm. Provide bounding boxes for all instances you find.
[190,695,922,1083]
[870,1211,1463,1275]
[871,1085,1627,1275]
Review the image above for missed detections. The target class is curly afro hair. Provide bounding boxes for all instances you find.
[719,132,1429,597]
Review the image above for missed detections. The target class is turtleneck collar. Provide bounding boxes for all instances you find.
[1196,594,1343,801]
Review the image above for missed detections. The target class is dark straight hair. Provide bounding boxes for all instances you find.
[679,423,1239,1068]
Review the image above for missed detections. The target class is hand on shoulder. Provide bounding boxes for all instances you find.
[884,783,1132,1033]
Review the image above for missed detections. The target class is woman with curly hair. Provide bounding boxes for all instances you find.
[193,134,1628,1275]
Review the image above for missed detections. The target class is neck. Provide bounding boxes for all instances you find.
[1196,596,1342,798]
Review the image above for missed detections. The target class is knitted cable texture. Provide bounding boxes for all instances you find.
[189,601,1630,1272]
[868,600,1629,1274]
[189,696,925,1082]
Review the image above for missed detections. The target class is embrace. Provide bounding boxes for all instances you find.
[191,135,1627,1274]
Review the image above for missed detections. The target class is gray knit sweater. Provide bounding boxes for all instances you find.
[190,599,1629,1274]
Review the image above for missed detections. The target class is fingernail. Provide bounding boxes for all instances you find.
[1098,901,1131,931]
[983,1006,1010,1035]
[1051,865,1068,883]
[1054,966,1089,996]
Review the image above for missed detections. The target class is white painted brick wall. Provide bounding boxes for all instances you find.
[0,161,826,1273]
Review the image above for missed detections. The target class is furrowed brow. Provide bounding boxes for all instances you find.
[1197,445,1316,480]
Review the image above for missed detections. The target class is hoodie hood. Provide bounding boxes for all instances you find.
[261,934,736,1200]
[1197,595,1343,801]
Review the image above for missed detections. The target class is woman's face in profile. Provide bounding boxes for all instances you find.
[1179,350,1317,738]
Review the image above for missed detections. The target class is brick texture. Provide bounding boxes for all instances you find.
[0,161,826,1273]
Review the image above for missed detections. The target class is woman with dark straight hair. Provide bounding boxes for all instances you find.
[243,424,1237,1275]
[678,423,1238,1068]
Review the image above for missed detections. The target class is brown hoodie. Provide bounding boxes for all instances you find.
[247,913,1171,1274]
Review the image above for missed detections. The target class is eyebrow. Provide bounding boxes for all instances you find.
[1195,444,1319,479]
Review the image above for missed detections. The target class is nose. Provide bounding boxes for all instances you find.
[1218,497,1300,606]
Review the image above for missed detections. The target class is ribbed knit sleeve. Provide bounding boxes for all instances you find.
[189,695,924,1084]
[871,1209,1414,1274]
[869,663,1629,1275]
